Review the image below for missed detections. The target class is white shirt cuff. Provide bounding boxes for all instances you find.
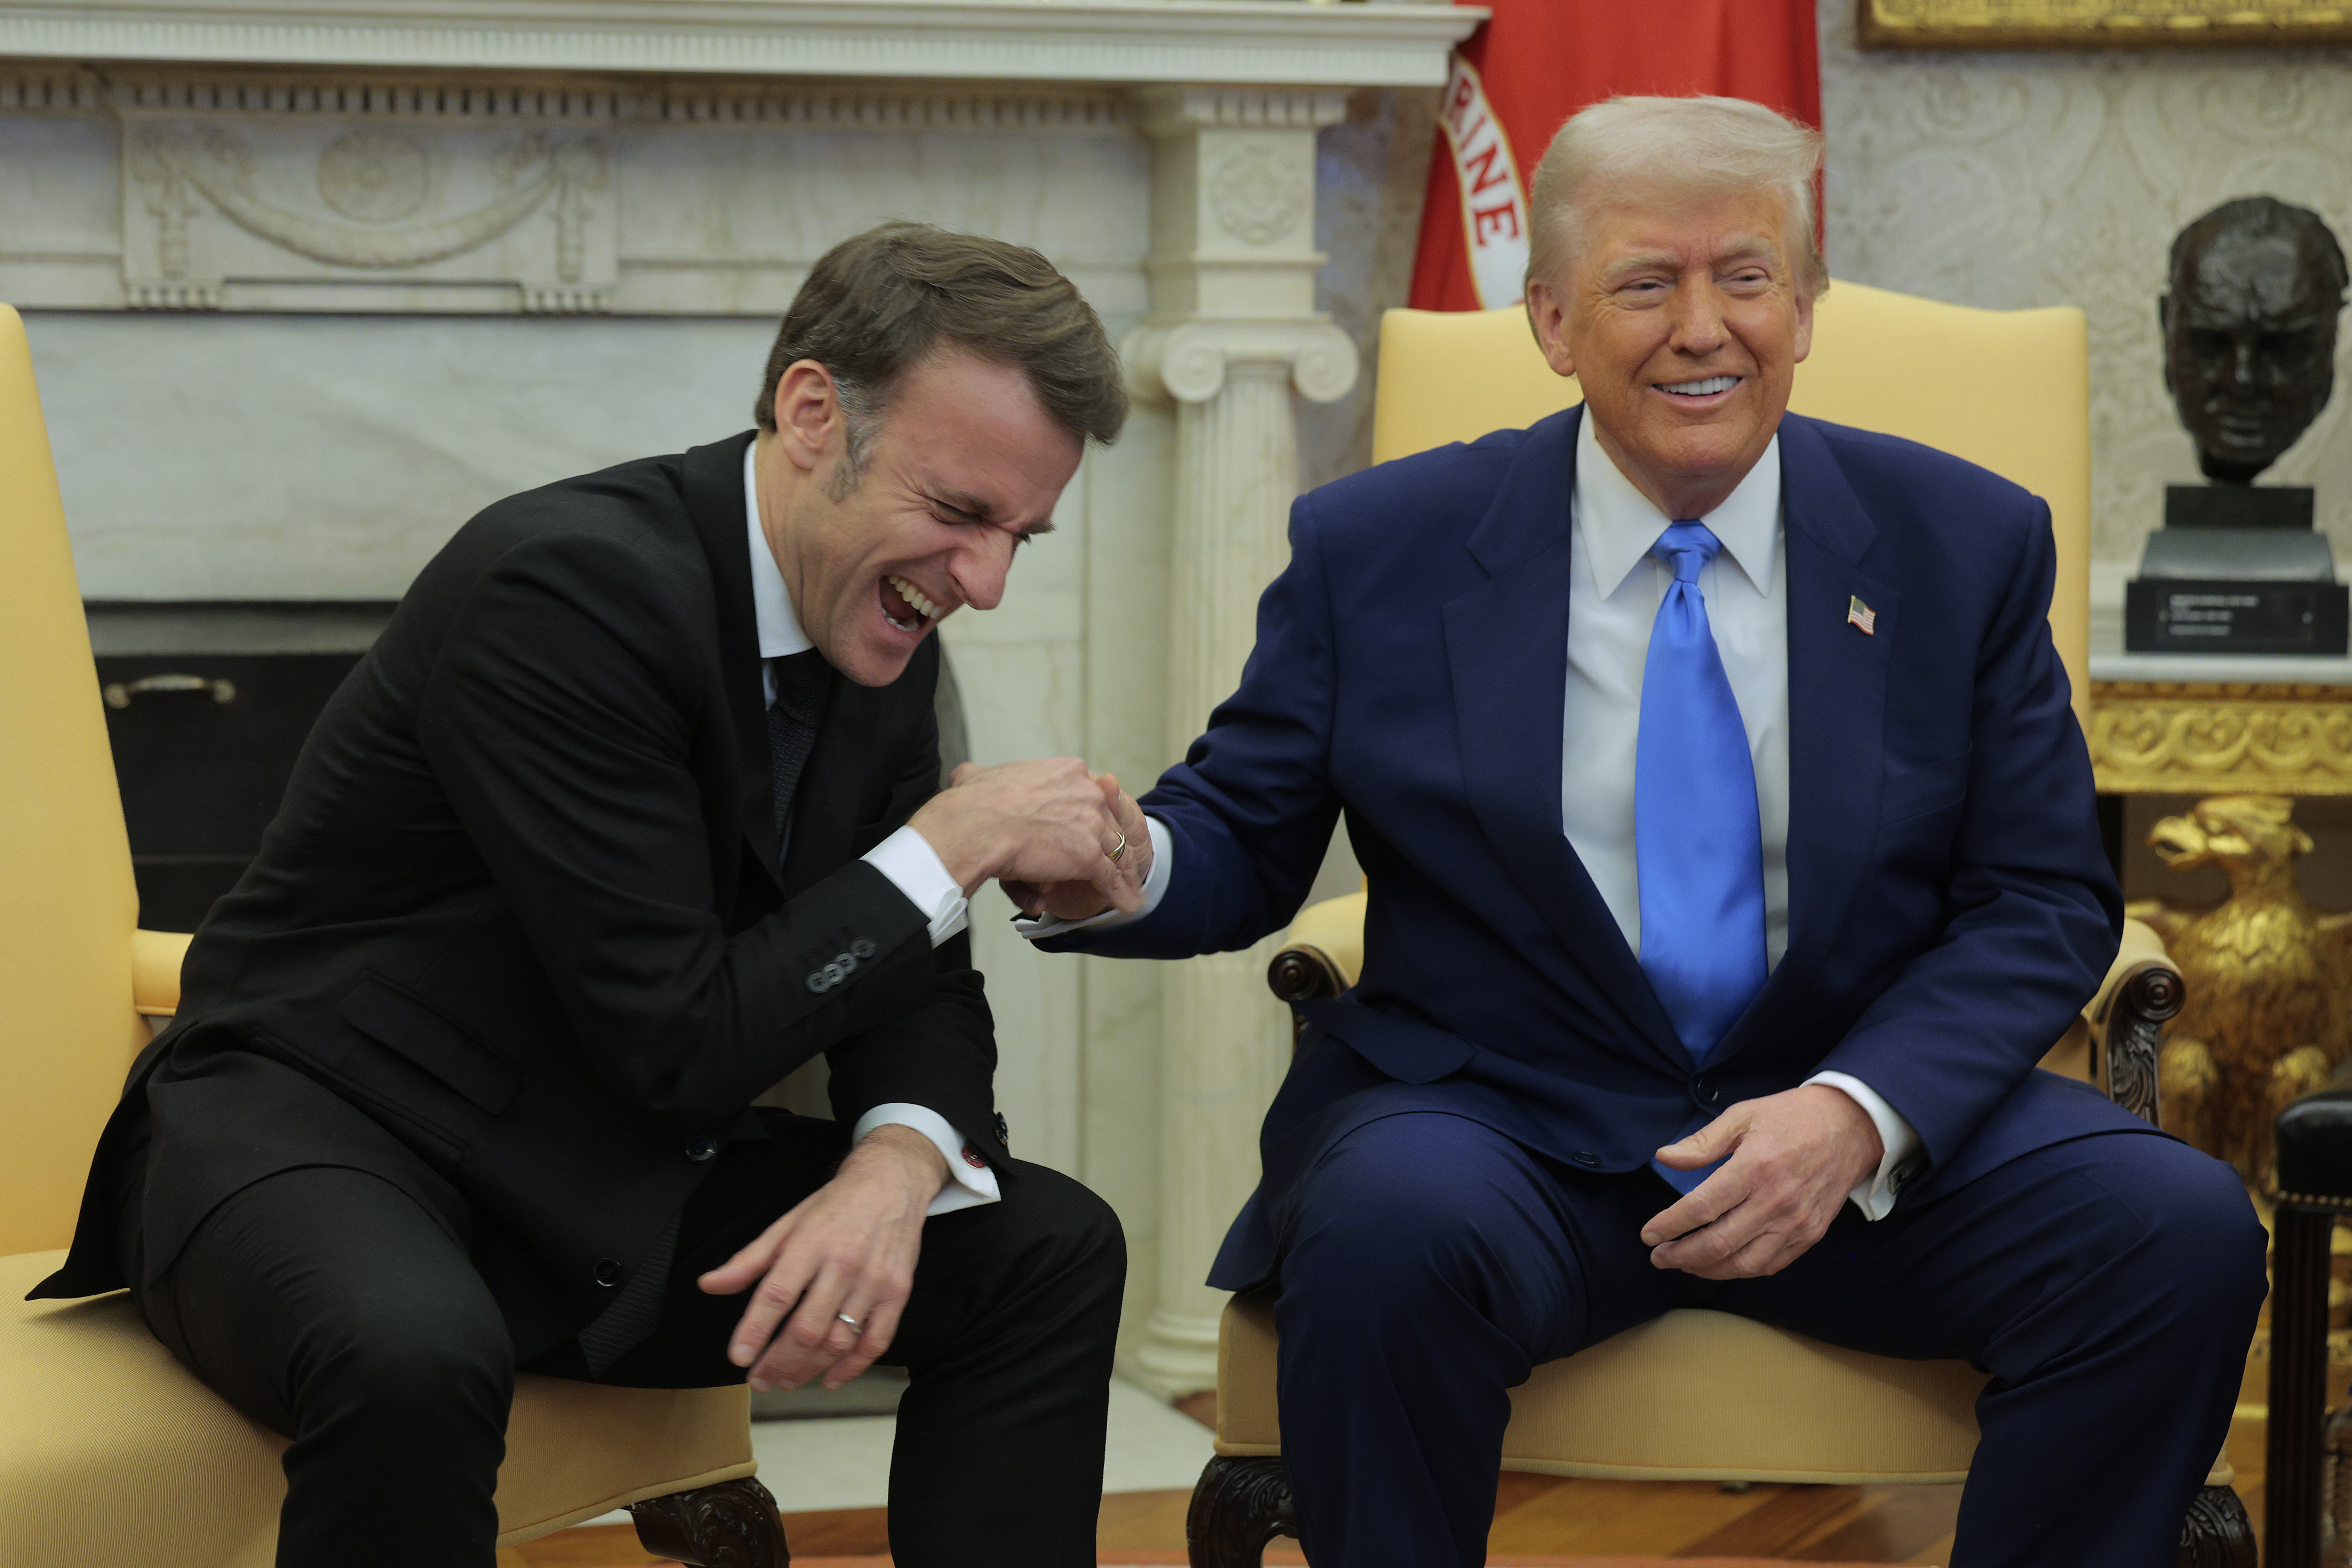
[1014,814,1174,941]
[862,825,968,947]
[1805,1070,1923,1221]
[851,1103,1002,1216]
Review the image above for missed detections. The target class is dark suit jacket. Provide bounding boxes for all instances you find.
[1049,406,2146,1291]
[36,431,1005,1355]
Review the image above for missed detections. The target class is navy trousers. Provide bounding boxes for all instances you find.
[1270,1111,2265,1568]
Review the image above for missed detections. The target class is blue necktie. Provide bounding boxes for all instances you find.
[1637,523,1766,1195]
[1636,521,1767,1067]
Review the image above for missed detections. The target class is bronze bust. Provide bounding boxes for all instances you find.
[2161,196,2348,485]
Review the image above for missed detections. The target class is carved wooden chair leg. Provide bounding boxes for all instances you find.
[627,1476,790,1567]
[2179,1483,2257,1568]
[1188,1455,1296,1568]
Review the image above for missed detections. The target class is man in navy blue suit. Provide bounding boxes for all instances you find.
[1021,97,2264,1565]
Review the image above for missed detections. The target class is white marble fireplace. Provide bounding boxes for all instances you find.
[0,0,1478,1393]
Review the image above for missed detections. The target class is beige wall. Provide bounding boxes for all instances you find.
[1816,0,2352,589]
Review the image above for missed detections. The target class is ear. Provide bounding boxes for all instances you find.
[1524,278,1578,380]
[771,359,843,478]
[1792,283,1816,365]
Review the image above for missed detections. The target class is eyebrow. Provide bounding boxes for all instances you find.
[1599,236,1779,284]
[929,487,1056,538]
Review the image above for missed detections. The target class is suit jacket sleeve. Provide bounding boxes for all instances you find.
[1812,496,2122,1169]
[414,528,995,1146]
[1042,492,1345,959]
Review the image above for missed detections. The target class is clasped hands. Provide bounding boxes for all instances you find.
[699,758,1148,1391]
[1641,1083,1884,1279]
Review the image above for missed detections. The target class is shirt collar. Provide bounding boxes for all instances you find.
[1573,408,1781,599]
[745,439,813,659]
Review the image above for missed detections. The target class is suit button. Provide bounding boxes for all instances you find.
[593,1258,624,1288]
[686,1135,719,1164]
[993,1112,1011,1151]
[851,939,876,959]
[1570,1151,1600,1168]
[1693,1074,1723,1107]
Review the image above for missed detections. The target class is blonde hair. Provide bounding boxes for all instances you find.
[1525,95,1827,297]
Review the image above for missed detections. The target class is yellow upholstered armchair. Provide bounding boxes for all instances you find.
[1184,288,2252,1568]
[0,305,778,1568]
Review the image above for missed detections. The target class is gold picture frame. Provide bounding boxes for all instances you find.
[1858,0,2352,48]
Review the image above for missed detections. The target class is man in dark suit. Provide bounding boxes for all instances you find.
[1021,99,2266,1566]
[33,224,1138,1568]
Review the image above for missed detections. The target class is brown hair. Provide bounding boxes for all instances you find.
[754,222,1127,495]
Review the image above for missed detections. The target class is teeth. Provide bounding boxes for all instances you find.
[1662,375,1738,396]
[886,573,940,621]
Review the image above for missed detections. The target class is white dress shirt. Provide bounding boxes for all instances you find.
[743,444,998,1214]
[1022,417,1920,1219]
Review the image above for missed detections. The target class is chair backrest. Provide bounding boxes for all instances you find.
[0,303,144,1255]
[1370,282,2094,730]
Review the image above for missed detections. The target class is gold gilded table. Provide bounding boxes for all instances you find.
[2091,681,2352,798]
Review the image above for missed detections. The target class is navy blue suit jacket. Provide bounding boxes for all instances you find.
[1052,406,2145,1291]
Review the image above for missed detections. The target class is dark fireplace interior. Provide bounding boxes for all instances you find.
[89,601,396,934]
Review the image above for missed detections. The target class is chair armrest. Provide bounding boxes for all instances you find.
[132,928,194,1017]
[2085,917,2182,1127]
[1257,894,2182,1127]
[1267,891,1368,1005]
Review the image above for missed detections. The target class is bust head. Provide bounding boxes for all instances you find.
[2161,196,2347,484]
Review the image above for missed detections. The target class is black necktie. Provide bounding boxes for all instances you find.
[767,649,831,866]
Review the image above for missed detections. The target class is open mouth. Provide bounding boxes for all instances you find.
[880,572,943,635]
[1657,375,1742,402]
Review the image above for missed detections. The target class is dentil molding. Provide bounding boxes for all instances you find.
[0,0,1482,89]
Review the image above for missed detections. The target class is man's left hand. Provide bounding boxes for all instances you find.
[698,1124,946,1392]
[1639,1084,1884,1280]
[1001,774,1155,923]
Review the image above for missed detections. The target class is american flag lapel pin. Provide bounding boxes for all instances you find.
[1847,595,1877,635]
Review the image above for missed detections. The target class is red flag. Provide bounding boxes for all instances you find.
[1408,0,1821,313]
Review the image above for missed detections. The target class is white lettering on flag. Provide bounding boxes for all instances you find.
[1437,51,1531,310]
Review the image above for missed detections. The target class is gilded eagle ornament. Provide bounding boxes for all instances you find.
[2127,794,2352,1194]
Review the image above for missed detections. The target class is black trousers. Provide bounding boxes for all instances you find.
[121,1111,1126,1568]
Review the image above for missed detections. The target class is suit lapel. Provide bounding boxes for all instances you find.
[1444,407,1686,1068]
[1714,415,1897,1059]
[682,431,787,891]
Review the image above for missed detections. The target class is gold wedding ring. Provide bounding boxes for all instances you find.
[1107,831,1128,864]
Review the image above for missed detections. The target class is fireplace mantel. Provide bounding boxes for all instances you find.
[0,0,1474,87]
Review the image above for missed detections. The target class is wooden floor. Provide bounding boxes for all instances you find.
[501,1410,2265,1565]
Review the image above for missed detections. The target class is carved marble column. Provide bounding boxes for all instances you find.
[1121,85,1358,1399]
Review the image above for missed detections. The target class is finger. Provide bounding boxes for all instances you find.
[728,1240,821,1378]
[1655,1108,1745,1170]
[999,878,1049,915]
[750,1258,851,1391]
[949,761,982,787]
[700,1211,794,1295]
[819,1287,901,1389]
[1639,1161,1749,1247]
[1080,838,1142,912]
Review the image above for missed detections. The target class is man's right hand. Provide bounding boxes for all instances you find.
[907,758,1142,914]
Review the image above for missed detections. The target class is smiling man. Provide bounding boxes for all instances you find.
[33,224,1136,1568]
[1023,99,2264,1566]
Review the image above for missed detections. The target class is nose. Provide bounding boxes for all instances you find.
[948,528,1018,613]
[2231,335,2259,389]
[1667,274,1728,355]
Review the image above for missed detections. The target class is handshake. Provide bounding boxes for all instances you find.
[904,757,1155,924]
